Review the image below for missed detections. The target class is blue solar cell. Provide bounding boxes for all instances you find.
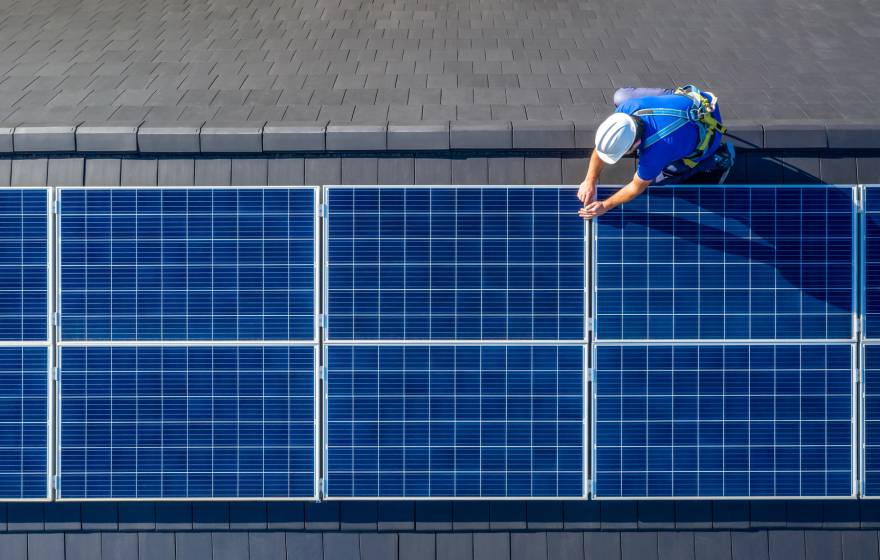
[326,187,585,341]
[865,187,880,339]
[58,345,316,499]
[862,344,880,496]
[0,189,48,341]
[593,344,853,498]
[0,346,48,499]
[58,188,316,341]
[325,345,584,498]
[593,186,854,341]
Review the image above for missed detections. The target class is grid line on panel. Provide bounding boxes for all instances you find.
[592,343,854,499]
[57,187,317,343]
[57,344,317,500]
[325,186,586,343]
[324,344,585,499]
[592,185,856,342]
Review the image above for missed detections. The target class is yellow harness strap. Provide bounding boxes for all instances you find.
[674,86,727,168]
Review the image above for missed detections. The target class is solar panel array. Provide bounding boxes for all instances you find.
[0,188,50,500]
[593,186,854,342]
[326,345,583,498]
[324,186,587,498]
[56,187,318,499]
[325,187,585,341]
[594,344,853,498]
[1,183,876,501]
[58,188,316,342]
[866,186,880,340]
[58,345,315,499]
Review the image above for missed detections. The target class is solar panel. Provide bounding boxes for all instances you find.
[865,186,880,339]
[862,344,880,496]
[593,344,854,498]
[325,186,585,341]
[0,189,49,341]
[325,344,584,498]
[0,346,49,499]
[58,345,316,499]
[593,186,855,341]
[58,188,317,342]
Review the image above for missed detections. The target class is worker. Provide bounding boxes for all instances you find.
[578,85,735,219]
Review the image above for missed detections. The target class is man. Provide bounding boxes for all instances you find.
[578,85,735,219]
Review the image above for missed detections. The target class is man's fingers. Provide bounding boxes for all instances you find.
[578,207,597,220]
[578,201,605,219]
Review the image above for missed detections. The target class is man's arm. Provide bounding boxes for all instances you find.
[577,150,605,204]
[579,172,651,219]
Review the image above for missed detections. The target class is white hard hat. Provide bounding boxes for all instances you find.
[595,113,639,164]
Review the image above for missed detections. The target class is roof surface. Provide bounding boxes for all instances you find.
[0,0,878,152]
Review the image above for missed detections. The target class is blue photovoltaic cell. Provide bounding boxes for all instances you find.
[862,345,880,495]
[58,346,315,499]
[593,186,854,341]
[865,187,880,339]
[326,187,585,341]
[0,189,48,341]
[59,188,315,341]
[593,344,853,498]
[326,345,584,498]
[0,346,48,499]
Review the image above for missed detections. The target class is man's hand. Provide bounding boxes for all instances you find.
[579,174,650,220]
[577,179,596,205]
[579,200,608,219]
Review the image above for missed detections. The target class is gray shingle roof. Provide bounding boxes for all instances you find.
[0,0,878,152]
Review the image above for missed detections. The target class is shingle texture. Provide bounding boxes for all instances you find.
[0,0,877,152]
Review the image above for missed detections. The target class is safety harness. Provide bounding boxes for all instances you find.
[632,84,727,168]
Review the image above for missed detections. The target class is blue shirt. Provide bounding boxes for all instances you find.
[615,94,723,182]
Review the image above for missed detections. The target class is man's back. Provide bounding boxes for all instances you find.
[616,93,723,182]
